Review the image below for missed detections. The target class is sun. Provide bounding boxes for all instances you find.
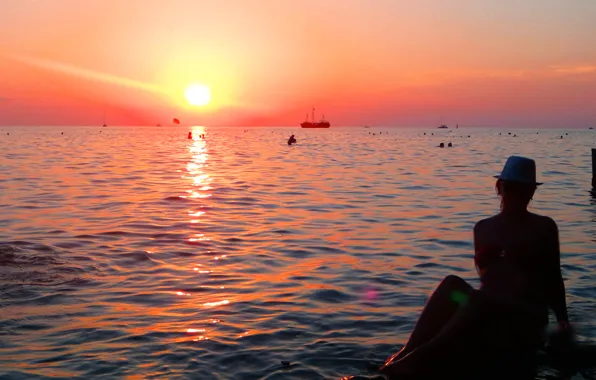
[184,84,211,106]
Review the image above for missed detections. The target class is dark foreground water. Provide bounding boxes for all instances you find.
[0,126,595,379]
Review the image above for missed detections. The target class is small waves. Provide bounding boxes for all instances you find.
[0,127,595,379]
[0,243,88,287]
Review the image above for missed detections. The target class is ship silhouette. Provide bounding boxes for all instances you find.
[301,108,330,128]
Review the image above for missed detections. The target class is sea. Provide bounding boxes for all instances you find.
[0,126,594,380]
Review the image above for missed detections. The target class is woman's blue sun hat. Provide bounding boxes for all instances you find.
[494,156,543,185]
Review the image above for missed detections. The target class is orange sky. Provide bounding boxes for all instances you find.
[0,0,595,127]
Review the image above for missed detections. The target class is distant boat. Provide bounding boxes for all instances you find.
[438,125,448,129]
[301,108,330,128]
[364,125,371,128]
[102,111,107,127]
[590,127,594,130]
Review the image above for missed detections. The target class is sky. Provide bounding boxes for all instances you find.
[0,0,595,127]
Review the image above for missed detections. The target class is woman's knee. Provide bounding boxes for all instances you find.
[439,275,472,293]
[442,275,466,286]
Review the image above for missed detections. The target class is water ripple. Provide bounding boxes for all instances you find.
[0,126,594,379]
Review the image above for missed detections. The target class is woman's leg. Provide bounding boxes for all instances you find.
[381,296,485,378]
[382,275,474,366]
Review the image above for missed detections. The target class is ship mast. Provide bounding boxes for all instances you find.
[312,107,315,123]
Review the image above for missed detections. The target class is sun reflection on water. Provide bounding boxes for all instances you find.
[187,328,205,333]
[180,128,232,342]
[203,300,230,308]
[184,129,212,200]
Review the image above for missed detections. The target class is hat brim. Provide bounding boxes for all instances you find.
[493,175,543,186]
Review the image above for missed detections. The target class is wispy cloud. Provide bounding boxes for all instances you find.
[434,64,596,84]
[6,53,167,94]
[551,65,596,75]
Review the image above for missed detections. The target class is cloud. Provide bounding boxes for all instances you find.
[6,53,166,94]
[552,65,596,75]
[550,65,596,75]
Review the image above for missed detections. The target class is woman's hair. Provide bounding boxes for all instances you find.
[495,179,537,210]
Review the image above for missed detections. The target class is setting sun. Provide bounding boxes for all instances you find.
[184,84,211,106]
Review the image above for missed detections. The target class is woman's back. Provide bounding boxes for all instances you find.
[474,212,559,316]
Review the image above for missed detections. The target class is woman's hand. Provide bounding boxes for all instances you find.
[557,321,571,331]
[548,321,575,352]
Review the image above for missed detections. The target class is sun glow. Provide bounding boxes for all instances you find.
[184,84,211,106]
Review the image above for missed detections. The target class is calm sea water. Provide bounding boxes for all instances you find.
[0,126,595,380]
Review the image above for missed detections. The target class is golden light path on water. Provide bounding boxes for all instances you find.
[178,127,236,344]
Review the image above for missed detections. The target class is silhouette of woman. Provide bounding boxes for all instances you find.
[380,156,571,379]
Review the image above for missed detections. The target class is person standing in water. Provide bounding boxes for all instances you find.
[380,156,571,379]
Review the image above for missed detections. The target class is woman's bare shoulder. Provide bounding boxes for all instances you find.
[474,215,499,233]
[529,212,558,231]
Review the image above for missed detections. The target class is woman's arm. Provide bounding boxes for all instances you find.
[473,222,483,277]
[545,218,569,324]
[473,220,491,278]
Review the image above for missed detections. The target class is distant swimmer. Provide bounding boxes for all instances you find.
[188,132,192,139]
[438,142,445,148]
[447,142,453,147]
[287,134,297,146]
